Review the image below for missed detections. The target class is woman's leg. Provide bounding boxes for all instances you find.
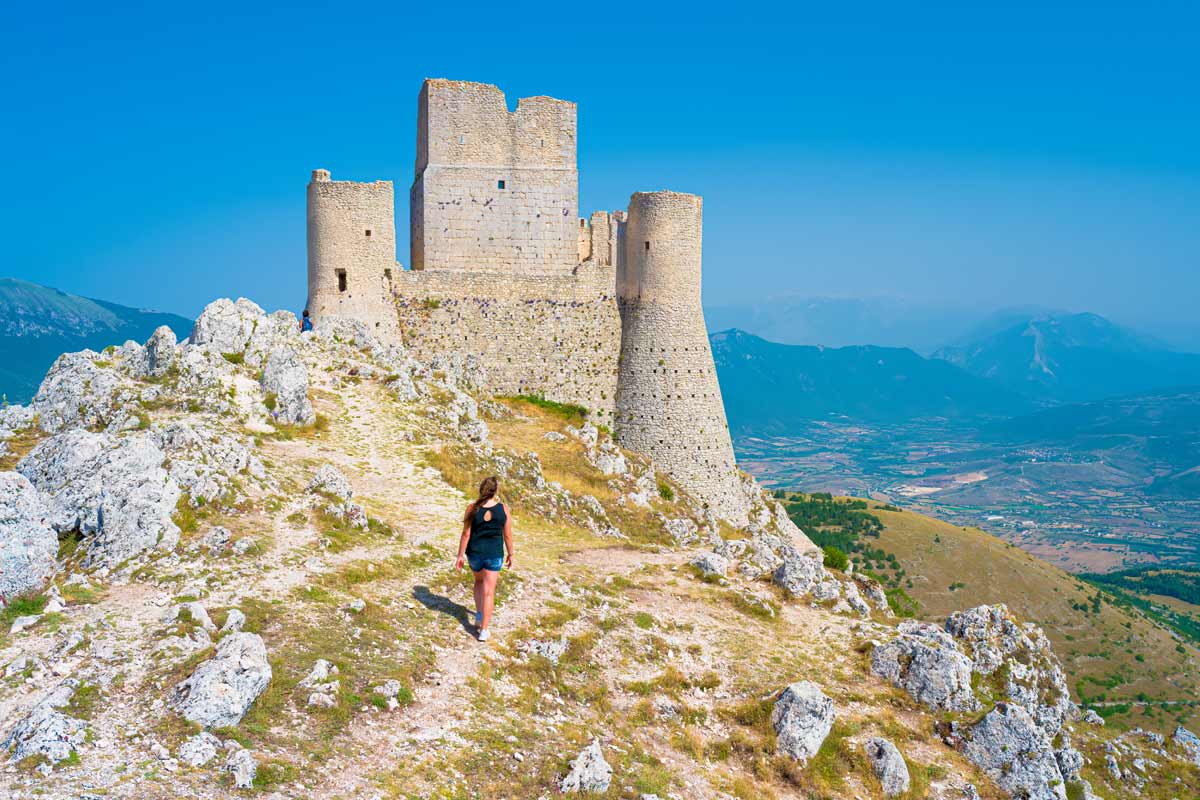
[472,570,485,623]
[480,570,500,630]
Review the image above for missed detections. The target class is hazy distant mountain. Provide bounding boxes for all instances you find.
[986,387,1200,500]
[0,278,192,403]
[934,312,1200,404]
[711,328,1029,434]
[703,296,985,353]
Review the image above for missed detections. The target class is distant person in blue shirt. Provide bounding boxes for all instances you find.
[301,309,313,332]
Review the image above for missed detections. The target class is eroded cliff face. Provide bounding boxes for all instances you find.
[0,297,1195,799]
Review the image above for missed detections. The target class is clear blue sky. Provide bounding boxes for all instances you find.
[3,1,1198,334]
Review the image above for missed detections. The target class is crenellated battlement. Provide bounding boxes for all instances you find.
[306,79,748,524]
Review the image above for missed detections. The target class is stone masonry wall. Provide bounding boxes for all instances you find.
[411,80,578,275]
[392,263,621,421]
[614,192,750,525]
[307,170,399,338]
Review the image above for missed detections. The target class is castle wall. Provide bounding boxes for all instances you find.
[410,80,578,275]
[392,263,620,421]
[306,170,399,337]
[614,192,750,525]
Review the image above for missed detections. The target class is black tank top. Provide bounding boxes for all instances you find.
[467,502,506,559]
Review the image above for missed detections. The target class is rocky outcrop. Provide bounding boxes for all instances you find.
[140,325,178,378]
[31,351,122,433]
[178,731,222,767]
[0,472,58,600]
[772,553,827,598]
[261,345,315,426]
[168,632,271,728]
[871,621,978,712]
[865,737,910,798]
[1,679,87,764]
[189,298,265,355]
[957,704,1067,800]
[18,429,180,569]
[1175,726,1200,767]
[771,681,836,763]
[560,739,612,794]
[945,604,1073,736]
[224,746,257,789]
[307,465,352,501]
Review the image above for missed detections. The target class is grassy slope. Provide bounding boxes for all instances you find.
[867,502,1200,731]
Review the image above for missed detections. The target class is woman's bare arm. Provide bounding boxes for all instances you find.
[503,512,514,567]
[455,518,470,569]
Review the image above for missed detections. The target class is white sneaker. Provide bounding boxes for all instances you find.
[478,629,491,642]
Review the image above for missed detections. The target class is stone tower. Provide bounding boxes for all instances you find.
[410,79,578,275]
[306,170,399,337]
[614,191,750,524]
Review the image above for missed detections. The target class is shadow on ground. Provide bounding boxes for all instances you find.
[413,585,475,635]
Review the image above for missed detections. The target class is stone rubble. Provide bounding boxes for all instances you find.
[559,738,612,794]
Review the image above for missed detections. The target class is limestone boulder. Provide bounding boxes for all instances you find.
[772,553,827,598]
[245,309,300,367]
[308,465,352,501]
[224,747,257,789]
[559,739,612,794]
[0,472,58,600]
[261,346,315,426]
[141,325,178,378]
[959,703,1067,800]
[1174,726,1200,767]
[865,737,910,797]
[870,621,979,712]
[32,351,122,432]
[178,731,222,767]
[691,551,729,579]
[771,681,835,763]
[168,632,271,728]
[189,298,265,355]
[152,421,265,507]
[1,679,87,764]
[18,429,180,569]
[945,604,1073,736]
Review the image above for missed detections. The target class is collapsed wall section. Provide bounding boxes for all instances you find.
[614,192,750,524]
[392,263,620,420]
[411,79,579,275]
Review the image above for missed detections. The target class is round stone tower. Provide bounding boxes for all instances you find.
[614,191,750,525]
[306,169,399,338]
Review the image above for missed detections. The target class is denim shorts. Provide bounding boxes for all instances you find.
[468,554,503,572]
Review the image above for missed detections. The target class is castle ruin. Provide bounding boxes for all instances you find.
[306,79,749,524]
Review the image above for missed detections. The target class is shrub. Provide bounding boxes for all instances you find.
[822,546,849,571]
[658,482,674,501]
[221,351,245,365]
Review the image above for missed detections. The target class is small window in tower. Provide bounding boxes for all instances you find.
[459,135,465,144]
[365,229,372,238]
[498,180,506,189]
[337,270,347,293]
[644,241,651,251]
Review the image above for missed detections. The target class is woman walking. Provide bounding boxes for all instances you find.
[454,476,513,641]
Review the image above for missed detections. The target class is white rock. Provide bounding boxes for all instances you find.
[772,553,827,598]
[141,326,178,378]
[690,551,729,579]
[261,345,315,426]
[178,731,222,767]
[18,429,180,569]
[168,632,271,728]
[0,472,58,599]
[1174,725,1200,767]
[224,747,256,789]
[307,465,352,501]
[559,738,612,794]
[771,681,836,764]
[31,351,122,433]
[9,615,41,635]
[0,679,87,763]
[221,609,246,633]
[871,621,979,712]
[189,298,265,355]
[960,703,1067,800]
[865,737,910,797]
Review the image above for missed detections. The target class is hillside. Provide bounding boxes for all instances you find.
[710,329,1028,433]
[775,493,1200,733]
[0,278,192,403]
[934,312,1200,404]
[0,299,1197,799]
